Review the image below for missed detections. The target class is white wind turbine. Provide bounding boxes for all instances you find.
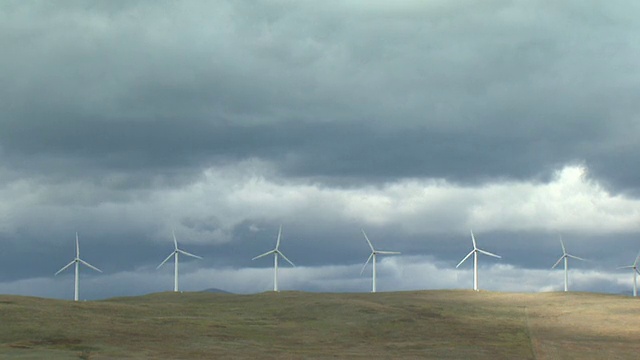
[617,250,640,297]
[157,230,202,292]
[252,225,295,292]
[55,232,102,301]
[360,229,400,293]
[551,237,585,292]
[456,230,501,291]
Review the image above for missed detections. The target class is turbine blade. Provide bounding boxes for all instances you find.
[361,229,375,252]
[566,254,586,261]
[55,260,75,275]
[76,232,80,257]
[172,230,178,250]
[360,253,374,274]
[634,250,640,267]
[456,250,474,268]
[551,256,564,269]
[276,225,282,250]
[618,265,634,269]
[470,230,477,250]
[79,259,102,273]
[477,249,501,259]
[560,237,566,255]
[177,249,203,259]
[636,268,640,276]
[157,252,174,269]
[252,250,275,260]
[278,251,295,267]
[376,251,400,255]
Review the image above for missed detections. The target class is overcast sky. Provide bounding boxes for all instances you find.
[1,0,640,300]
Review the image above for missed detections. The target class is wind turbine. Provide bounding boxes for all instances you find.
[551,236,585,292]
[360,229,400,293]
[252,225,295,292]
[55,232,102,301]
[617,250,640,297]
[456,230,501,291]
[157,230,202,292]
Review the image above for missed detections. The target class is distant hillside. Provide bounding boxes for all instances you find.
[200,287,233,294]
[1,290,639,359]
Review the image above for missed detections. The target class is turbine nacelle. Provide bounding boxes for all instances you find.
[252,249,296,267]
[618,264,640,273]
[552,238,586,269]
[617,250,640,271]
[456,230,501,269]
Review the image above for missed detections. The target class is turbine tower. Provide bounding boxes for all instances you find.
[456,230,501,291]
[252,225,295,292]
[157,230,202,292]
[55,232,102,301]
[617,250,640,297]
[551,237,585,292]
[360,229,400,293]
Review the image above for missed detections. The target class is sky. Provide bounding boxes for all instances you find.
[1,0,640,300]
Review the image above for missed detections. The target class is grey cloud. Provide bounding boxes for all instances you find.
[0,116,608,190]
[1,0,637,191]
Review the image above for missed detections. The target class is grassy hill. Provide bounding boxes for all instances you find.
[1,290,639,359]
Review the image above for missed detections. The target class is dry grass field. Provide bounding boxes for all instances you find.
[0,290,638,359]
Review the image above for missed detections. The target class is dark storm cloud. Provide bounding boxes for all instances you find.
[0,116,592,185]
[2,0,639,192]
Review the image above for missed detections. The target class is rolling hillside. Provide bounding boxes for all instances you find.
[1,290,639,359]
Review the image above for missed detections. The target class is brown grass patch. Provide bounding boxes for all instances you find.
[0,291,638,359]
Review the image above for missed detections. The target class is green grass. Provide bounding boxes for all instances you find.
[0,290,639,359]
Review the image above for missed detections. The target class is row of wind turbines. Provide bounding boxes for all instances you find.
[55,227,640,301]
[251,227,402,293]
[55,231,203,301]
[460,230,640,296]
